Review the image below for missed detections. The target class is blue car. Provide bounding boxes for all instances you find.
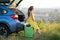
[0,4,24,37]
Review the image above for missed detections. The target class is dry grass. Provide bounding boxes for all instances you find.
[37,23,60,40]
[0,22,60,40]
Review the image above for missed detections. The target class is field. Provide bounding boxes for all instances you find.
[0,22,60,40]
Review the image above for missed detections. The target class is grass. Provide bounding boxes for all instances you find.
[0,22,60,40]
[37,23,60,40]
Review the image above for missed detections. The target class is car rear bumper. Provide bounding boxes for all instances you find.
[16,23,24,32]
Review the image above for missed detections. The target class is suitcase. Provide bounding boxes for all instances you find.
[0,0,10,3]
[24,24,34,37]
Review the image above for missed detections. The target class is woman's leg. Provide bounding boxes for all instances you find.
[34,29,40,39]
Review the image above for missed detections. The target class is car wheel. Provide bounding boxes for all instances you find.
[0,24,9,37]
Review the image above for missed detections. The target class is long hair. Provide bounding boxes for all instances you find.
[28,6,34,17]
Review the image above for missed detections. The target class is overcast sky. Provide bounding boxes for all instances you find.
[17,0,60,8]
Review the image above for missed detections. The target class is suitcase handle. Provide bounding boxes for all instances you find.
[26,24,31,27]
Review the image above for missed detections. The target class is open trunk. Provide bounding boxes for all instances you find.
[16,9,25,22]
[10,0,25,22]
[10,8,25,22]
[18,15,25,22]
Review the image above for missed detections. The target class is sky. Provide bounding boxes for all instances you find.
[17,0,60,8]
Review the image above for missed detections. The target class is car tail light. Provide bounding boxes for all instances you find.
[11,14,18,20]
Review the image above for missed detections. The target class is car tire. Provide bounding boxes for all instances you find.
[0,24,9,37]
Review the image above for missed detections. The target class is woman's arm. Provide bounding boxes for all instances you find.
[31,12,35,21]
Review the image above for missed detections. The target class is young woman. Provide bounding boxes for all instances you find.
[27,6,40,38]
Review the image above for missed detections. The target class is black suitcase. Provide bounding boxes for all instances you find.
[0,0,10,3]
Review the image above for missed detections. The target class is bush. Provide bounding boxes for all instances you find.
[37,19,45,30]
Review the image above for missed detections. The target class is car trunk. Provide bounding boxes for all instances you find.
[10,8,25,22]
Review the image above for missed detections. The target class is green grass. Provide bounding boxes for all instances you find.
[37,23,60,40]
[0,23,60,40]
